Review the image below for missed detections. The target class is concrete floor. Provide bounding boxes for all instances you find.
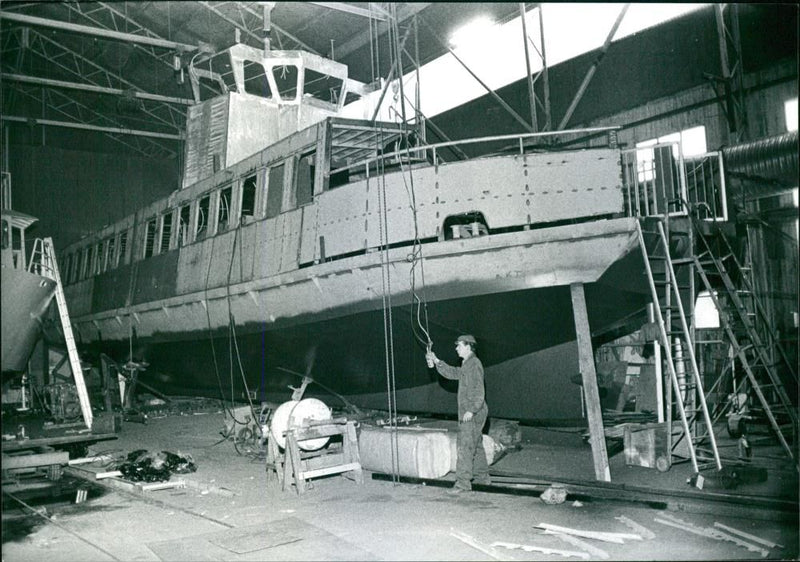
[2,407,798,561]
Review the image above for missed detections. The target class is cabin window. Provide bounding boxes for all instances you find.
[196,196,210,239]
[218,186,232,232]
[1,219,8,249]
[243,60,272,98]
[100,241,109,273]
[86,245,95,278]
[107,237,116,271]
[118,231,128,266]
[160,212,173,254]
[74,250,84,281]
[178,204,191,246]
[295,152,314,207]
[63,253,72,283]
[144,218,157,258]
[271,65,298,102]
[95,241,104,274]
[241,175,257,223]
[266,164,284,219]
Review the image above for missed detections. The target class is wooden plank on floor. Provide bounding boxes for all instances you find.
[1,451,69,470]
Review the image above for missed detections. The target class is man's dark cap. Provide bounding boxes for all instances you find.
[455,334,476,345]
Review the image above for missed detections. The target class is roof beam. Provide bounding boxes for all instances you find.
[307,2,386,21]
[0,11,201,52]
[334,3,430,60]
[1,114,183,141]
[4,28,185,131]
[5,86,179,158]
[237,2,321,55]
[3,73,194,106]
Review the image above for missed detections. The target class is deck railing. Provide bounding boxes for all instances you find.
[621,143,727,221]
[328,126,621,178]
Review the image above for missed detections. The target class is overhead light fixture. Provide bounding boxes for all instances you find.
[448,16,496,49]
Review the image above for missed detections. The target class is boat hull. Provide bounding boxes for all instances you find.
[76,218,650,421]
[1,267,57,373]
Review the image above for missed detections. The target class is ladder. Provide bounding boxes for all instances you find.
[693,222,798,469]
[38,237,94,429]
[636,219,722,475]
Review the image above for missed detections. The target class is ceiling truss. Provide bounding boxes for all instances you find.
[3,27,186,132]
[6,85,179,158]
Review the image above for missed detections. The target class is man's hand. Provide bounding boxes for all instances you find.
[462,411,473,423]
[425,351,437,367]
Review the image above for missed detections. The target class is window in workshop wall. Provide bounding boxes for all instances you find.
[266,163,285,219]
[241,174,257,223]
[295,152,315,207]
[196,195,211,240]
[144,217,157,259]
[785,98,798,132]
[178,204,192,246]
[635,125,707,182]
[243,60,272,98]
[160,211,174,254]
[118,230,129,266]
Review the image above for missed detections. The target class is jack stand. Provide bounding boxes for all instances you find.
[267,419,363,495]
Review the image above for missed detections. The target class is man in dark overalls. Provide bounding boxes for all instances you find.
[426,334,490,493]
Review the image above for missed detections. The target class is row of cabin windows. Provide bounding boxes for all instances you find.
[62,230,129,284]
[64,156,315,284]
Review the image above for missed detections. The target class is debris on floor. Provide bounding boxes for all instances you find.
[450,530,515,561]
[491,540,590,559]
[118,449,197,483]
[653,512,771,557]
[615,515,656,539]
[540,483,568,505]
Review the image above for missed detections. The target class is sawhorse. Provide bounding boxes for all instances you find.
[266,419,362,495]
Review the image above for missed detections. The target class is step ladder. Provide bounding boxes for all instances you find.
[267,418,363,495]
[693,222,798,469]
[36,237,93,429]
[636,220,722,476]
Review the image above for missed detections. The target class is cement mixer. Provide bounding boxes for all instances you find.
[269,398,332,450]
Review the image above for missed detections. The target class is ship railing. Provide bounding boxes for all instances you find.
[327,126,621,178]
[621,144,727,221]
[27,237,57,280]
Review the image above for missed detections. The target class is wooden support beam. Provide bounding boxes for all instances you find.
[570,282,610,482]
